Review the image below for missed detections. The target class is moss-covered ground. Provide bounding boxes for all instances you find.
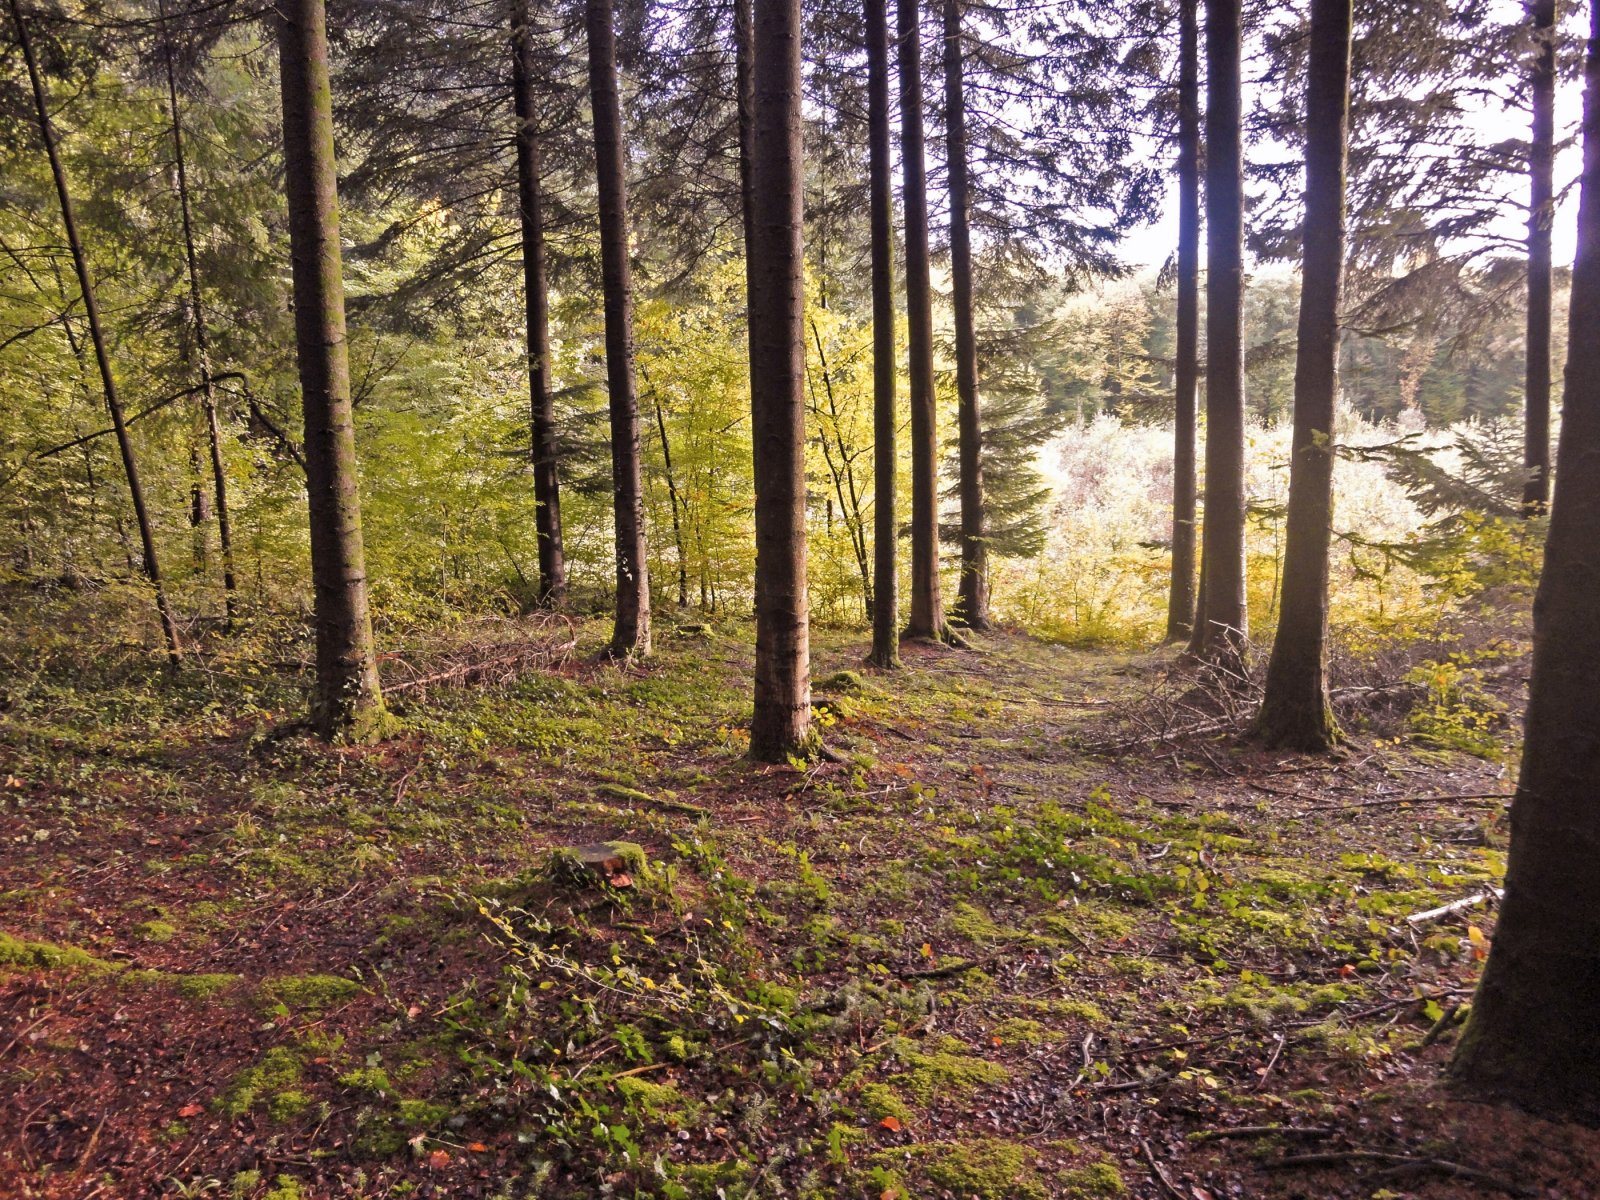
[2,612,1595,1198]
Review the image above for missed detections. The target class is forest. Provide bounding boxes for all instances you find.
[4,0,1600,1194]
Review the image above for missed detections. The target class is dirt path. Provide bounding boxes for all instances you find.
[1,622,1595,1199]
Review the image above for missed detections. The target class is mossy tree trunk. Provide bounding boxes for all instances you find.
[1194,0,1249,678]
[745,0,814,762]
[276,0,387,738]
[511,0,567,606]
[898,0,947,642]
[1450,0,1600,1122]
[585,0,651,658]
[1255,0,1351,752]
[1166,0,1200,645]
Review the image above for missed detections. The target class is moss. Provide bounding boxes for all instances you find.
[615,1075,698,1122]
[176,972,242,1000]
[133,919,178,943]
[262,1174,305,1200]
[222,1047,305,1120]
[543,841,653,889]
[991,1017,1067,1047]
[0,931,122,974]
[337,1066,393,1096]
[881,1139,1046,1200]
[395,1098,452,1127]
[858,1083,912,1124]
[816,670,875,695]
[230,1170,262,1198]
[1058,1160,1126,1198]
[257,973,361,1013]
[889,1036,1009,1103]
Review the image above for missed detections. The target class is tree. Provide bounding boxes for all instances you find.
[585,0,651,659]
[1166,0,1200,643]
[865,0,899,669]
[745,0,812,761]
[942,0,988,629]
[1255,0,1353,751]
[899,0,946,641]
[1451,0,1600,1121]
[157,0,237,625]
[511,0,566,605]
[1194,0,1249,675]
[10,0,182,666]
[1526,0,1557,515]
[276,0,386,738]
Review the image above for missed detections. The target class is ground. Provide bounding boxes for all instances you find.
[2,607,1597,1199]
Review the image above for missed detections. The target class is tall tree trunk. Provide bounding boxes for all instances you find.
[11,0,182,666]
[735,0,757,295]
[1254,0,1351,751]
[275,0,386,738]
[943,0,989,630]
[865,0,900,668]
[159,0,237,626]
[652,391,690,606]
[512,0,567,604]
[898,0,946,640]
[746,0,813,761]
[1451,0,1600,1120]
[1196,0,1249,675]
[1525,0,1557,516]
[1167,0,1200,644]
[585,0,651,658]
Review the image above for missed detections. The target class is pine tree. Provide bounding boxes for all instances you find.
[1167,0,1201,643]
[1525,0,1557,515]
[1255,0,1353,751]
[865,0,899,669]
[275,0,387,738]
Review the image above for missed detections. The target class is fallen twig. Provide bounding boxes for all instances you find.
[1191,1125,1334,1143]
[1292,792,1512,818]
[1405,889,1503,926]
[1140,1139,1185,1200]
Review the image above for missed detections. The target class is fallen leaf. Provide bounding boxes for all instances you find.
[1338,964,1356,978]
[427,1149,450,1169]
[879,1116,902,1132]
[466,1142,488,1153]
[177,1103,203,1118]
[920,943,933,959]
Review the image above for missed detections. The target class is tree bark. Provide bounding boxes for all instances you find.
[1525,0,1557,516]
[275,0,387,738]
[943,0,989,630]
[735,0,757,296]
[898,0,946,640]
[1167,0,1200,644]
[1196,0,1250,676]
[159,0,237,626]
[11,0,182,666]
[745,0,813,761]
[512,0,566,605]
[1451,0,1600,1121]
[585,0,651,658]
[865,0,900,668]
[1254,0,1351,752]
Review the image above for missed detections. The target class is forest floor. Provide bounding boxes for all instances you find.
[2,599,1598,1200]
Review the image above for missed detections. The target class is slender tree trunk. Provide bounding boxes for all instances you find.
[275,0,387,738]
[512,0,567,604]
[746,0,813,761]
[1526,0,1557,516]
[943,0,989,630]
[809,322,873,619]
[898,0,946,640]
[1196,0,1249,675]
[865,0,900,668]
[1254,0,1351,751]
[735,0,757,295]
[1451,0,1600,1120]
[1167,0,1200,643]
[585,0,651,658]
[11,0,182,666]
[652,392,690,606]
[159,0,238,627]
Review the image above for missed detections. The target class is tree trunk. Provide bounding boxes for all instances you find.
[1196,0,1249,676]
[865,0,900,668]
[512,0,567,605]
[943,0,989,630]
[585,0,651,658]
[898,0,946,640]
[160,0,238,627]
[1451,0,1600,1120]
[735,0,757,295]
[745,0,813,761]
[1254,0,1351,752]
[652,391,690,606]
[11,0,182,666]
[1167,0,1200,644]
[1525,0,1557,516]
[276,0,387,739]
